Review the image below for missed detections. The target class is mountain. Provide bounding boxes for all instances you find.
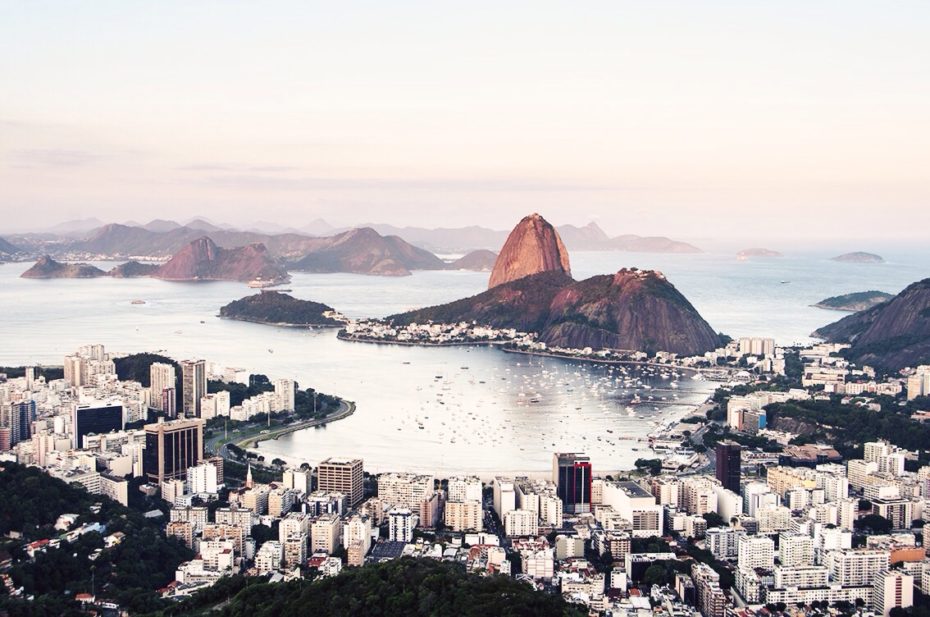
[737,248,783,259]
[107,260,160,278]
[390,271,575,333]
[832,251,884,264]
[20,255,106,279]
[608,235,702,253]
[813,290,894,312]
[488,213,571,289]
[220,291,342,326]
[446,249,498,271]
[0,236,20,257]
[43,218,105,236]
[301,218,337,236]
[555,222,611,248]
[813,278,930,371]
[390,268,720,355]
[290,227,446,276]
[555,223,702,253]
[141,219,182,233]
[540,268,721,355]
[153,237,289,282]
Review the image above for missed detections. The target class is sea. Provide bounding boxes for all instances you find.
[1,248,928,476]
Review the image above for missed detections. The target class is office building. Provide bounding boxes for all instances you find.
[143,417,204,485]
[318,458,364,506]
[72,403,123,449]
[716,441,742,494]
[553,452,592,514]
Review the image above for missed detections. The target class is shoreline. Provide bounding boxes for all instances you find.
[219,315,343,329]
[336,331,507,348]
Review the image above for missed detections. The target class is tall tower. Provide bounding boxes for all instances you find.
[180,359,206,418]
[715,441,742,494]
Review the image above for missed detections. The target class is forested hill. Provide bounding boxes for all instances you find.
[151,558,583,617]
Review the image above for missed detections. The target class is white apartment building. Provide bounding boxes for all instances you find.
[447,476,483,503]
[378,472,434,510]
[444,500,483,532]
[504,509,538,538]
[737,535,775,569]
[388,508,418,542]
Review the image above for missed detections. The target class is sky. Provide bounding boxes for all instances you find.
[1,1,929,240]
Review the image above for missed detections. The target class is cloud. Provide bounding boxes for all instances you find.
[189,172,619,193]
[7,148,102,168]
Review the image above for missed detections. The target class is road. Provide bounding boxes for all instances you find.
[206,398,356,460]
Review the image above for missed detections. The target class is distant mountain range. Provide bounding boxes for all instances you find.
[813,278,930,372]
[8,218,702,257]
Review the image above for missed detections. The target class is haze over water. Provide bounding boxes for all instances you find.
[2,248,928,473]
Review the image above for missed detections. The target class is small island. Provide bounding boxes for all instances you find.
[832,251,884,264]
[446,249,498,271]
[737,248,783,259]
[21,255,107,278]
[813,290,894,312]
[219,290,345,327]
[107,260,160,278]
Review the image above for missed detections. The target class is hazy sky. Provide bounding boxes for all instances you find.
[2,1,928,239]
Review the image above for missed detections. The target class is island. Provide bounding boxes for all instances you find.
[812,290,894,312]
[107,260,160,278]
[831,251,884,264]
[219,290,345,327]
[446,249,498,271]
[20,255,107,278]
[737,248,783,259]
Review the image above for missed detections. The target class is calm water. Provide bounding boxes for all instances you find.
[1,248,928,474]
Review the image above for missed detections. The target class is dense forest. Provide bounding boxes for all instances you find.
[0,464,193,615]
[147,558,584,617]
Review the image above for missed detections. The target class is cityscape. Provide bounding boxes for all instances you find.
[3,2,930,617]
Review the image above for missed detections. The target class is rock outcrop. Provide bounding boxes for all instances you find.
[153,237,289,282]
[20,256,106,279]
[488,213,570,289]
[813,278,930,371]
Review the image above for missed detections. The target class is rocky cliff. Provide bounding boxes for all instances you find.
[153,237,289,282]
[20,256,106,278]
[488,213,570,289]
[813,278,930,371]
[290,227,446,276]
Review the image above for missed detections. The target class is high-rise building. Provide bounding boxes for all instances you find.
[143,417,204,485]
[388,508,418,542]
[63,354,85,387]
[318,458,364,506]
[873,570,914,617]
[716,441,742,494]
[150,362,177,413]
[72,403,123,449]
[161,387,177,418]
[274,379,296,412]
[553,453,592,514]
[180,359,207,417]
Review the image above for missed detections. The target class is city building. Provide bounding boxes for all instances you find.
[142,417,205,485]
[180,359,206,418]
[318,458,364,507]
[715,441,742,494]
[553,452,592,514]
[72,403,123,449]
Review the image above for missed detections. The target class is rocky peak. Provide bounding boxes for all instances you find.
[488,213,571,289]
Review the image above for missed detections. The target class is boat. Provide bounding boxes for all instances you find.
[130,299,146,305]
